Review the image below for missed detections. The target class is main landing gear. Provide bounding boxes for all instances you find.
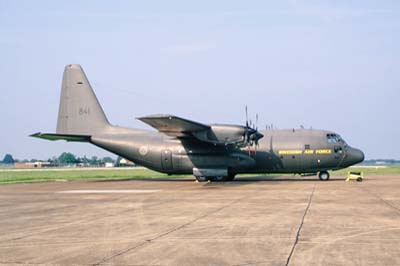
[195,173,236,182]
[318,171,330,181]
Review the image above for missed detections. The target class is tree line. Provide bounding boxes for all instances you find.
[1,153,120,165]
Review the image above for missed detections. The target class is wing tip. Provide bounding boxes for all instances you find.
[30,132,42,138]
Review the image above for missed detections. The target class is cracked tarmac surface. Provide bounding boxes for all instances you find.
[0,175,399,266]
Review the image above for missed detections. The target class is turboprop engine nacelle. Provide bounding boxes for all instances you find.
[192,124,263,146]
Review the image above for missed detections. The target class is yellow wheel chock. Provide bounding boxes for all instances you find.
[346,171,363,182]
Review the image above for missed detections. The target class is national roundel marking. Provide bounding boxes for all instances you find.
[139,146,148,156]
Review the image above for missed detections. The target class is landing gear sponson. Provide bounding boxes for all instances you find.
[194,168,331,182]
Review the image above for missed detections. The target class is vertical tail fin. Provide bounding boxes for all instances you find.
[56,64,110,135]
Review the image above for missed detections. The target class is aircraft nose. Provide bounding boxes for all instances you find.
[347,147,364,166]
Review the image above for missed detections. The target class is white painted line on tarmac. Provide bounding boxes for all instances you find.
[57,189,161,194]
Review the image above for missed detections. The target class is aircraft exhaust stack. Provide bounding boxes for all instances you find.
[56,64,110,136]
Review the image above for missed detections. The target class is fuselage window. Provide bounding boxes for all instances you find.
[305,144,310,150]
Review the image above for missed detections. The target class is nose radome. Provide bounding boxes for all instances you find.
[352,148,365,164]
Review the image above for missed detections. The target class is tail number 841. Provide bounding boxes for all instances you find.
[79,107,90,115]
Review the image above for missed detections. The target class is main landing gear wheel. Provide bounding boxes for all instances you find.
[210,176,226,182]
[195,176,209,182]
[195,174,236,182]
[318,171,330,181]
[225,174,236,181]
[211,174,237,182]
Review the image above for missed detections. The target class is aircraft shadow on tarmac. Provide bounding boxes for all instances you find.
[94,176,346,183]
[231,176,344,182]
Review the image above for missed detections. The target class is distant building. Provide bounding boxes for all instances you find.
[118,158,135,166]
[104,162,114,168]
[14,162,53,169]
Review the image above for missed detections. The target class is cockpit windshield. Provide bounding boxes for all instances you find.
[326,133,343,143]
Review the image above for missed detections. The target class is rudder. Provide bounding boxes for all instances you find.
[56,64,110,135]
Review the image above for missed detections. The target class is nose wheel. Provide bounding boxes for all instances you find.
[318,171,330,181]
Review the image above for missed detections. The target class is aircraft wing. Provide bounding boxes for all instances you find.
[137,115,210,137]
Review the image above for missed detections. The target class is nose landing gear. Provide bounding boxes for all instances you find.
[318,171,330,181]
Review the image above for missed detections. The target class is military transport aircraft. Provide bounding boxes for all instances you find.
[32,64,364,182]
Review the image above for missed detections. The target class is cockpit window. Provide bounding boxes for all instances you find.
[334,146,343,153]
[326,133,343,143]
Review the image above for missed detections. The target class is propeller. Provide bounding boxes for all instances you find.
[254,113,260,155]
[243,107,263,156]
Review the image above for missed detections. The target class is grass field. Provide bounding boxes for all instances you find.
[0,166,399,184]
[333,165,400,175]
[0,168,188,184]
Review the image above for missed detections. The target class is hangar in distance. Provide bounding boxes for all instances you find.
[32,64,364,182]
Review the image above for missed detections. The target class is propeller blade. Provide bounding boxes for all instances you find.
[245,106,249,127]
[256,114,258,131]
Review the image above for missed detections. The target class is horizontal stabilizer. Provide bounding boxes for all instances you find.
[30,132,90,142]
[137,115,210,137]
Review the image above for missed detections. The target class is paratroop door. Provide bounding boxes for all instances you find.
[161,149,173,170]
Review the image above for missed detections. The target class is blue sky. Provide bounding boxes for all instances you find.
[0,0,399,160]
